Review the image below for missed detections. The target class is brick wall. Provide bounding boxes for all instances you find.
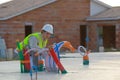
[0,22,25,48]
[116,24,120,49]
[88,23,98,51]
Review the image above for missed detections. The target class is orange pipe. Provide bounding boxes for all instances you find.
[63,41,76,53]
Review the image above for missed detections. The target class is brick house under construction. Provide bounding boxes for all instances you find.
[0,0,120,51]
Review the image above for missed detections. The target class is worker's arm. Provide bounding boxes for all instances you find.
[29,36,42,56]
[29,36,40,49]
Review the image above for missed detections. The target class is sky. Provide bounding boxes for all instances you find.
[0,0,120,6]
[0,0,12,4]
[98,0,120,6]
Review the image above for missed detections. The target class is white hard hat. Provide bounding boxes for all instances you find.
[42,24,53,34]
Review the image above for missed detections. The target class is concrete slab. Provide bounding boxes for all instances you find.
[0,52,120,80]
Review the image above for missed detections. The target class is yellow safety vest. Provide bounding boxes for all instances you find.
[18,32,48,50]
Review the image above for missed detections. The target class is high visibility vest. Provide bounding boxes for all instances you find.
[18,32,48,50]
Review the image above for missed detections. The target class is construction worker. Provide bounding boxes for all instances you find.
[15,23,54,71]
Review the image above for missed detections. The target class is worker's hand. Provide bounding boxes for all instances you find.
[47,45,53,49]
[34,52,39,56]
[86,50,91,54]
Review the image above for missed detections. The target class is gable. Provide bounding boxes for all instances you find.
[90,0,111,16]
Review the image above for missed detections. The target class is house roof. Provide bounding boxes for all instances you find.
[0,0,116,21]
[87,7,120,21]
[0,0,56,20]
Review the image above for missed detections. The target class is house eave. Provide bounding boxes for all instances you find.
[86,17,120,21]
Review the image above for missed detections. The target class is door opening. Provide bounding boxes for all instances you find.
[25,25,32,37]
[103,26,116,48]
[80,25,87,47]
